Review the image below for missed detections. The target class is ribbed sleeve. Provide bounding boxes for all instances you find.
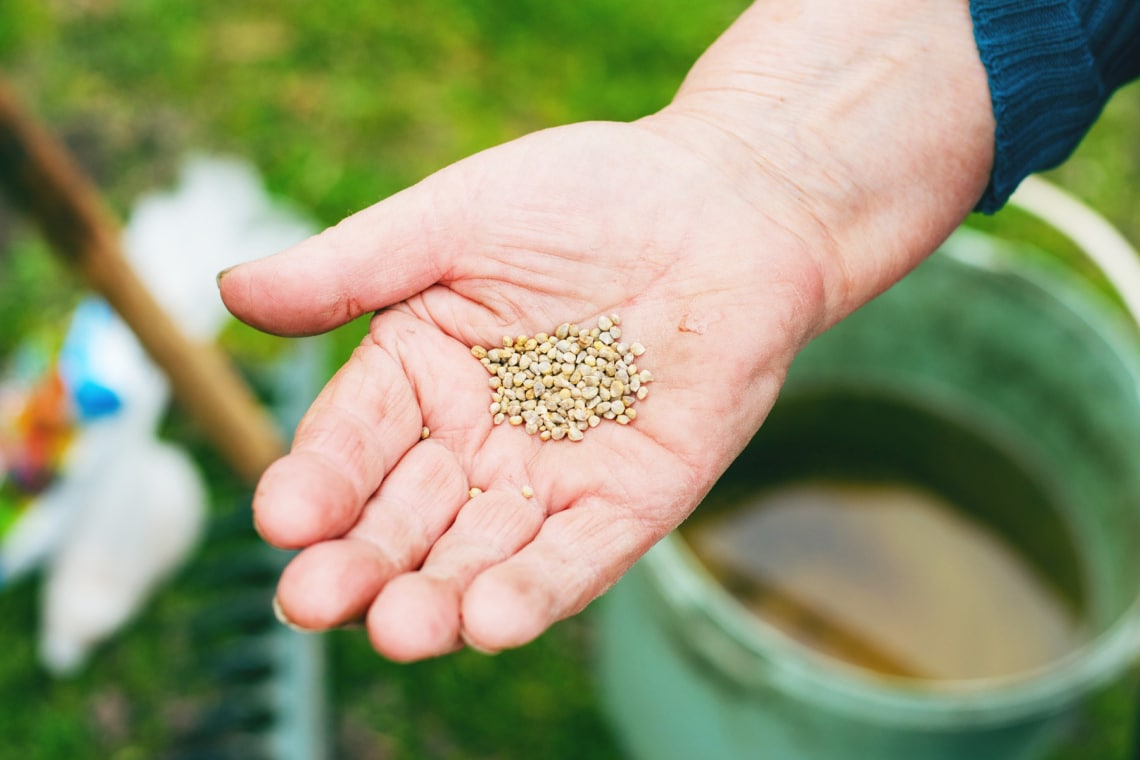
[971,0,1140,213]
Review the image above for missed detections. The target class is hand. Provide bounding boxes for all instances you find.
[218,0,993,661]
[219,116,829,659]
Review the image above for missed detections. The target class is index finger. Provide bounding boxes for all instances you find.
[253,331,423,549]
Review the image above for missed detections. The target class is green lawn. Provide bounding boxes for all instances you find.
[2,2,1140,758]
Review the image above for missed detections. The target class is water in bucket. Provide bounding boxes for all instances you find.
[680,388,1089,683]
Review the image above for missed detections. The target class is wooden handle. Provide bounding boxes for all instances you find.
[0,78,285,485]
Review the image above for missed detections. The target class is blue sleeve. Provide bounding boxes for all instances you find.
[970,0,1140,213]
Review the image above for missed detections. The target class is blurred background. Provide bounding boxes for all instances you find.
[1,1,1138,758]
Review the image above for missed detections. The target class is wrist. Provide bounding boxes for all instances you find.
[644,0,994,329]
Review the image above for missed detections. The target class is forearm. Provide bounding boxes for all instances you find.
[643,0,994,330]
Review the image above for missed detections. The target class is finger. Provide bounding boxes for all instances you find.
[460,498,660,652]
[253,335,422,548]
[366,487,546,661]
[217,180,460,336]
[273,440,468,629]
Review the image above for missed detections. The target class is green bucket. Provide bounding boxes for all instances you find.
[597,178,1140,760]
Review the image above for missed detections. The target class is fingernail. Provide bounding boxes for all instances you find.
[272,595,312,633]
[216,265,236,287]
[460,630,499,656]
[338,616,366,631]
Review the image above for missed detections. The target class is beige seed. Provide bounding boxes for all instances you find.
[630,342,646,356]
[521,485,535,499]
[468,487,483,498]
[471,345,487,359]
[567,427,584,442]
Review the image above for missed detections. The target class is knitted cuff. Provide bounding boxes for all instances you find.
[971,1,1102,213]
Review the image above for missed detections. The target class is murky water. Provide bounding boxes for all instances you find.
[681,390,1089,682]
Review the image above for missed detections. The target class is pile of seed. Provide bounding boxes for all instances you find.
[471,314,651,442]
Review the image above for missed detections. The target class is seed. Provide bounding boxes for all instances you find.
[471,314,649,442]
[421,426,431,440]
[521,485,535,499]
[468,487,483,498]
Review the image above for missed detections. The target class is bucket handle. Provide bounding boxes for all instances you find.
[1008,177,1140,327]
[1008,177,1140,660]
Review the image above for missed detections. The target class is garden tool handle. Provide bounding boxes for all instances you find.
[0,78,285,485]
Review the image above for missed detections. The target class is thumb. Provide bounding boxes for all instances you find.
[217,180,458,337]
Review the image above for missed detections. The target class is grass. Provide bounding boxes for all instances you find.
[2,1,1140,758]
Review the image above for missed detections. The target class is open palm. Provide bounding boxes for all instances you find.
[219,117,829,659]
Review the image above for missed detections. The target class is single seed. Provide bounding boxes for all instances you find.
[630,342,646,356]
[468,487,483,498]
[471,345,487,359]
[421,426,431,439]
[598,315,613,330]
[567,427,584,442]
[522,485,535,499]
